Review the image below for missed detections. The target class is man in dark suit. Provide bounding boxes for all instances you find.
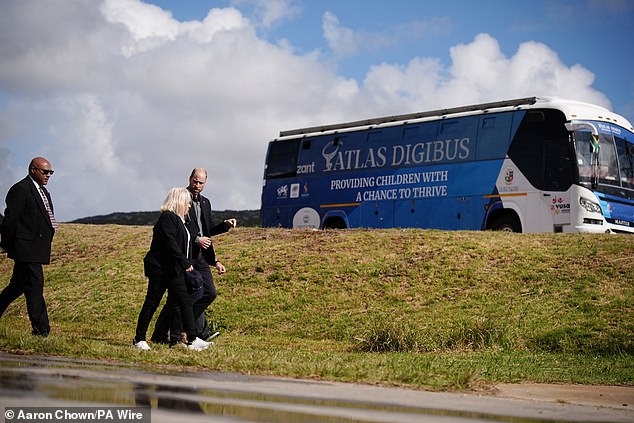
[152,168,236,344]
[0,157,57,336]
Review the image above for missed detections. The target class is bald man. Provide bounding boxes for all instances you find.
[0,157,57,336]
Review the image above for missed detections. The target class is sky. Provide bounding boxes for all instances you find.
[1,0,633,221]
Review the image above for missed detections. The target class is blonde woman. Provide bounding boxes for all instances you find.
[133,187,210,351]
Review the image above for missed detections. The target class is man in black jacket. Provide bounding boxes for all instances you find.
[0,157,57,336]
[152,168,236,344]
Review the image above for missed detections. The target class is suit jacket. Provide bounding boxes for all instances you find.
[185,193,230,265]
[143,211,192,279]
[0,176,55,264]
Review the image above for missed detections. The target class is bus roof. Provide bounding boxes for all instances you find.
[277,96,634,139]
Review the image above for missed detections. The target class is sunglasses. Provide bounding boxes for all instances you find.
[32,167,54,176]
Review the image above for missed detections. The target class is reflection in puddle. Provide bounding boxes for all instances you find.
[0,354,567,423]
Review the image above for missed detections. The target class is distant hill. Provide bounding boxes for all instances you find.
[70,210,260,227]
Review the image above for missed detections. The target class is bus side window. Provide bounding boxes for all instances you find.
[543,138,573,191]
[368,131,382,143]
[573,131,593,181]
[402,127,418,139]
[265,139,300,179]
[476,112,514,160]
[509,109,570,191]
[616,136,634,188]
[597,134,619,184]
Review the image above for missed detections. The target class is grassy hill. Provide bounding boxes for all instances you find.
[0,224,632,391]
[70,210,260,227]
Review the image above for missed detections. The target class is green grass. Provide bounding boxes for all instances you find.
[0,224,633,391]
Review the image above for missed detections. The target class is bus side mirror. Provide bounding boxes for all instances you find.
[565,121,598,136]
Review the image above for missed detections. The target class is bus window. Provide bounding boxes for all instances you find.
[574,132,593,183]
[508,109,570,191]
[543,137,573,191]
[597,133,619,185]
[265,139,300,179]
[476,112,514,160]
[440,121,458,134]
[573,131,621,187]
[615,136,634,189]
[368,131,382,143]
[402,126,418,139]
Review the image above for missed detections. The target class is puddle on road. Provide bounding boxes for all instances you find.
[0,354,565,423]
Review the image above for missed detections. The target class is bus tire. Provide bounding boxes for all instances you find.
[489,214,521,232]
[322,218,347,229]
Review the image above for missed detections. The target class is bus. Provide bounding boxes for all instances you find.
[260,96,634,233]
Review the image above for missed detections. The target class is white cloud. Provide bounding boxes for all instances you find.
[0,1,614,221]
[361,33,610,112]
[231,0,301,29]
[101,0,179,42]
[322,11,365,58]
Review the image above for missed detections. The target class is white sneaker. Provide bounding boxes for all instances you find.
[134,340,151,351]
[188,337,210,351]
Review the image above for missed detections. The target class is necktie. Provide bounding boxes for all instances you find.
[193,200,203,236]
[38,186,58,230]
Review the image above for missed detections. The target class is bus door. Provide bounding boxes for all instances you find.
[540,135,574,227]
[508,109,574,231]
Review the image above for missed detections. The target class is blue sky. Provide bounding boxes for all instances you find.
[0,0,633,220]
[148,0,634,115]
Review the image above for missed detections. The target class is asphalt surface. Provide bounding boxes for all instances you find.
[0,352,632,423]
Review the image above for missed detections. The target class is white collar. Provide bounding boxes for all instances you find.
[29,175,42,189]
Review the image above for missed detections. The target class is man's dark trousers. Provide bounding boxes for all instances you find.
[0,261,50,336]
[151,253,217,343]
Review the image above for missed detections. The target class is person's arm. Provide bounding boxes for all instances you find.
[208,218,237,236]
[0,183,26,252]
[214,260,226,275]
[199,219,236,248]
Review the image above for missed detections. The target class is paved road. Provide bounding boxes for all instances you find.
[0,352,632,423]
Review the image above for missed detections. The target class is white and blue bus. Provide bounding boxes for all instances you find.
[261,97,634,233]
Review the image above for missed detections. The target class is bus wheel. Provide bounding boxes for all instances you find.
[490,215,521,232]
[322,218,346,229]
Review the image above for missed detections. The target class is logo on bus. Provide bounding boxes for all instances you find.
[321,138,470,172]
[551,196,570,214]
[297,162,315,174]
[504,168,514,185]
[322,141,342,171]
[277,184,288,199]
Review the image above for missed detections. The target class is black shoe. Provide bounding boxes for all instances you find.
[32,329,50,337]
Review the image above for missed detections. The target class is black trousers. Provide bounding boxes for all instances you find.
[151,258,217,343]
[135,272,198,343]
[0,261,50,336]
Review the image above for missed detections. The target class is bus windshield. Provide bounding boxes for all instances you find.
[573,130,630,188]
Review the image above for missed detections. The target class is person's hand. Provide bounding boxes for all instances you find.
[225,218,237,228]
[215,261,226,275]
[198,236,212,249]
[185,265,194,272]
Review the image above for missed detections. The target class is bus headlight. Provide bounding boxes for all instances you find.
[580,197,602,214]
